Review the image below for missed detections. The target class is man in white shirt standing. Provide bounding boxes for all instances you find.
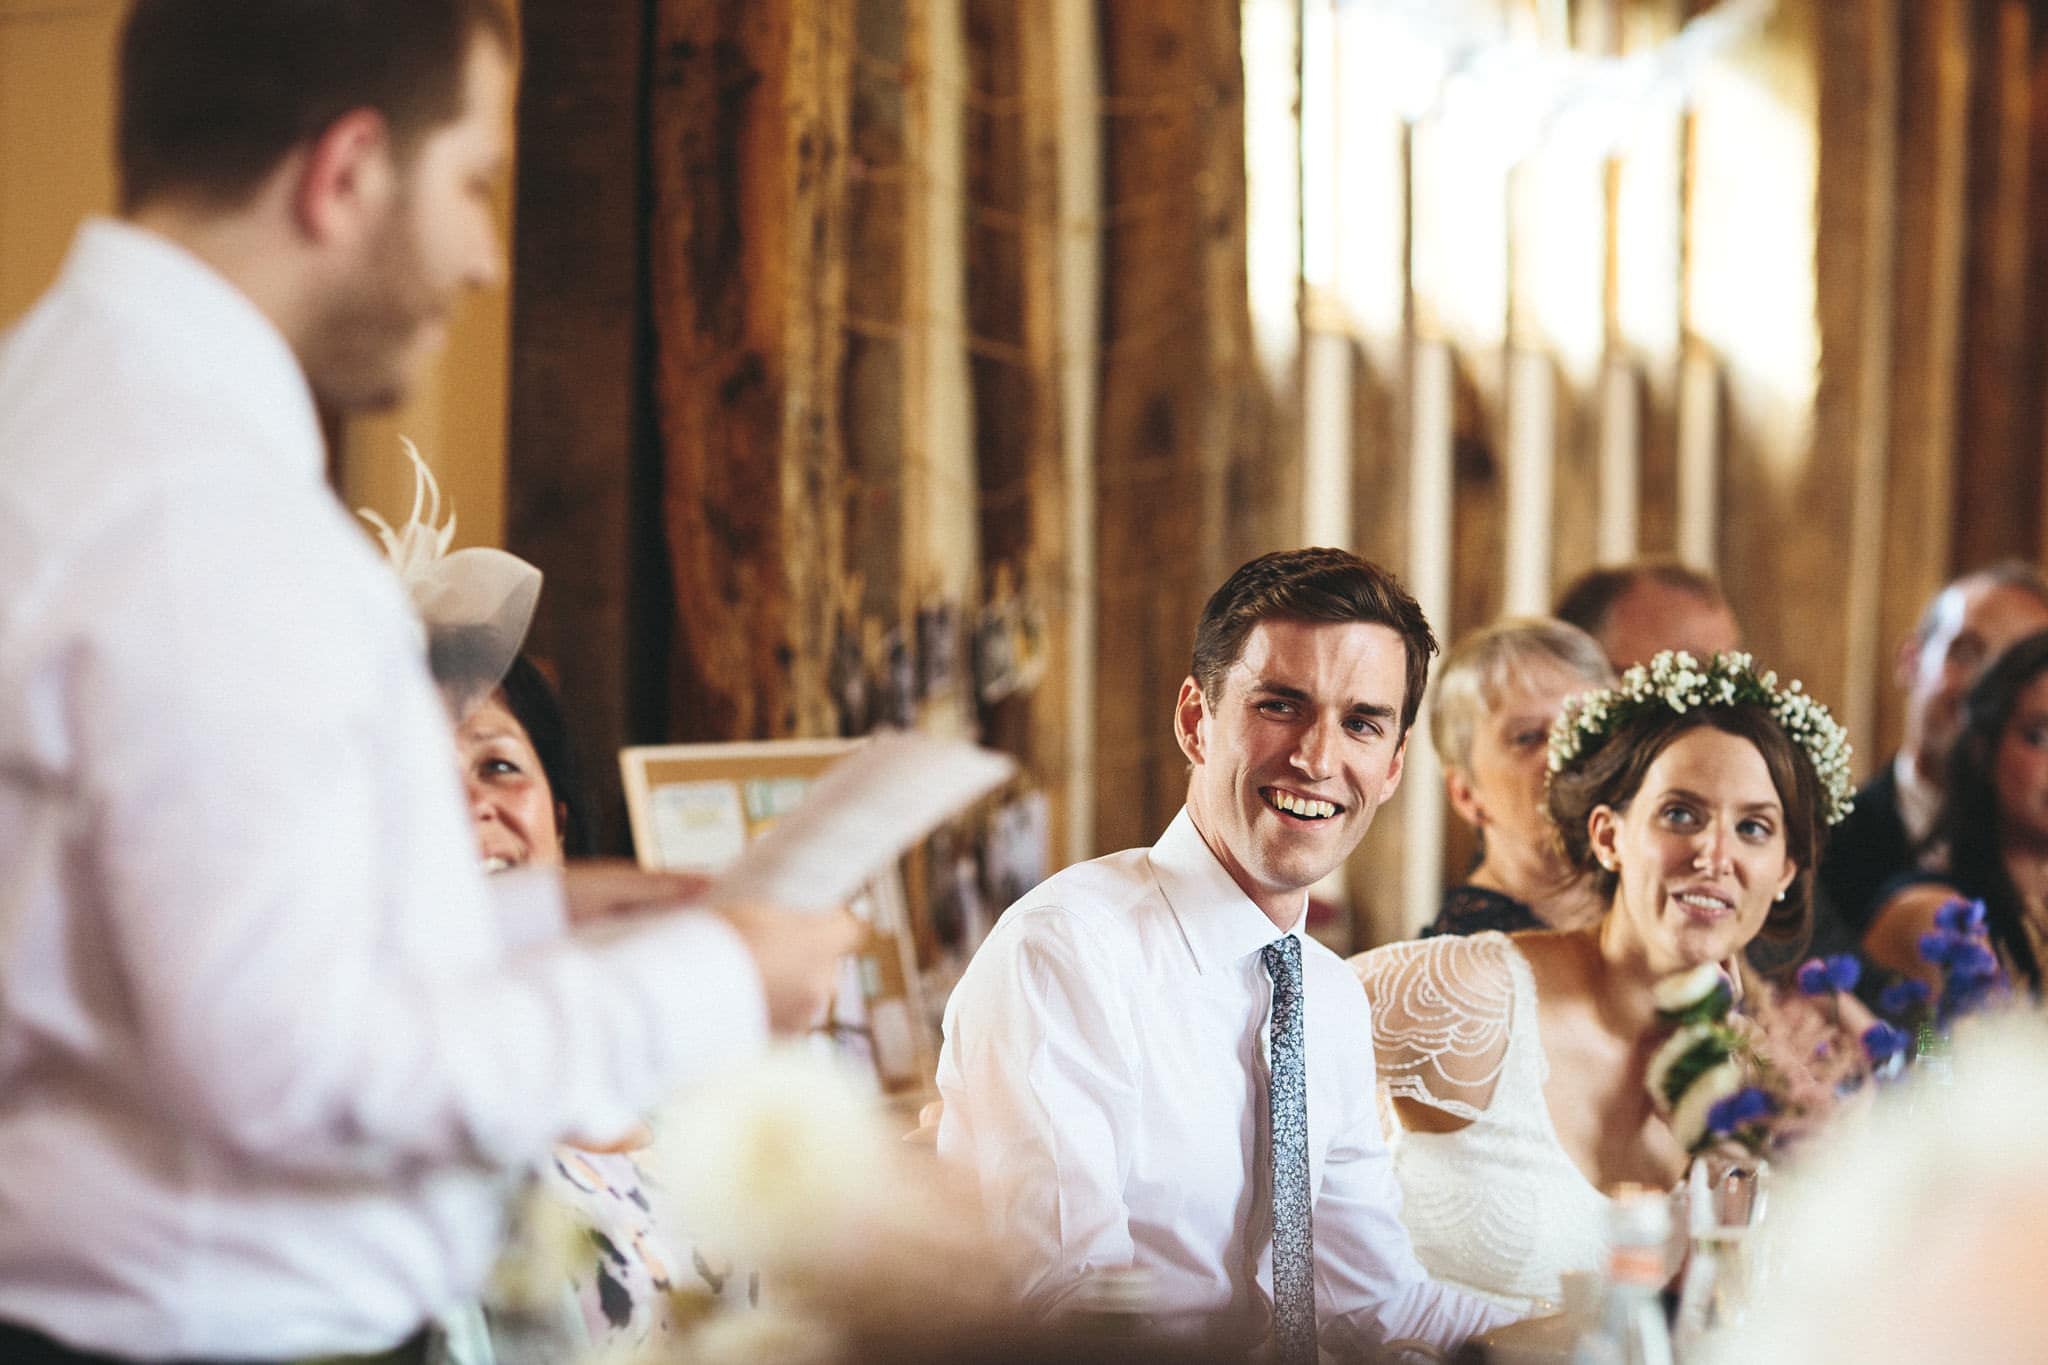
[0,3,854,1362]
[936,548,1517,1360]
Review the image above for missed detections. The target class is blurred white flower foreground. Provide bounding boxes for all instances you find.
[1701,1014,2048,1364]
[491,1045,1008,1364]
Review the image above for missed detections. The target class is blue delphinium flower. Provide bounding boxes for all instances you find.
[1863,1021,1911,1066]
[1933,898,1987,935]
[1704,1085,1776,1139]
[1877,978,1931,1016]
[1797,954,1862,996]
[1940,951,2001,1025]
[1947,939,1998,981]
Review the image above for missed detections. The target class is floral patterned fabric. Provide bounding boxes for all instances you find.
[437,1145,754,1365]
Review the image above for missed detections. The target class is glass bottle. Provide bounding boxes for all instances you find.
[1572,1184,1675,1365]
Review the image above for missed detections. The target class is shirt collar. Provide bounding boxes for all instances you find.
[61,218,325,484]
[1893,750,1940,846]
[1148,806,1305,976]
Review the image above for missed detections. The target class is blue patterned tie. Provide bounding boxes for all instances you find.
[1263,934,1316,1364]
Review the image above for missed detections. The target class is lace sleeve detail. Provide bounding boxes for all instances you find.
[1349,932,1518,1121]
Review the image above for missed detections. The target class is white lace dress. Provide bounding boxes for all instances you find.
[1350,931,1610,1313]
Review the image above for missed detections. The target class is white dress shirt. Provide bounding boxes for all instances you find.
[935,807,1514,1358]
[0,220,767,1359]
[1893,751,1939,850]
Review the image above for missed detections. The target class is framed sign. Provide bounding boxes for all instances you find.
[619,739,936,1095]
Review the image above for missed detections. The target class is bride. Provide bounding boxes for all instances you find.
[1351,652,1850,1312]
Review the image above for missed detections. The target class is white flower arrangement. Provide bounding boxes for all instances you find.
[1546,650,1855,826]
[639,1045,1012,1355]
[644,1045,900,1271]
[1645,965,1779,1156]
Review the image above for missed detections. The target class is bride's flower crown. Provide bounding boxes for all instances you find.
[1546,650,1855,826]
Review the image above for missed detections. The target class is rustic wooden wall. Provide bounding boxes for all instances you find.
[1091,0,1280,856]
[501,0,2048,940]
[503,1,651,852]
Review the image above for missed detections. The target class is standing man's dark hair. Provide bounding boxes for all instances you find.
[118,0,517,211]
[1191,547,1439,737]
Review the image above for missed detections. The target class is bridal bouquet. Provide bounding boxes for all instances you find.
[1645,964,1795,1156]
[1647,898,2010,1158]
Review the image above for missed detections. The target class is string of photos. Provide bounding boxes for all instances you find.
[826,560,1051,1006]
[827,561,1048,740]
[805,0,1251,959]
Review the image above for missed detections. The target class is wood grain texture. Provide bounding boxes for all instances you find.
[1814,0,1899,762]
[504,0,648,852]
[841,0,913,633]
[1951,0,2037,570]
[961,0,1080,852]
[1874,0,1971,765]
[647,0,852,742]
[1092,0,1250,855]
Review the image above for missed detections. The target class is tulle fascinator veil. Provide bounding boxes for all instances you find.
[358,439,542,721]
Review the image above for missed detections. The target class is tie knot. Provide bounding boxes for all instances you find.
[1262,934,1301,984]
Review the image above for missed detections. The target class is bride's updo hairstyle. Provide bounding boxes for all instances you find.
[1545,657,1835,946]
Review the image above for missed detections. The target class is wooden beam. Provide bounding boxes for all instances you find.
[1816,0,1901,762]
[646,0,853,742]
[1228,0,1303,570]
[1592,0,1682,569]
[903,0,979,628]
[1092,0,1248,855]
[1688,0,1840,706]
[1874,0,1970,765]
[955,0,1092,862]
[2025,21,2048,564]
[1050,0,1102,863]
[1630,0,1688,558]
[841,0,914,640]
[1951,0,2037,570]
[504,1,647,851]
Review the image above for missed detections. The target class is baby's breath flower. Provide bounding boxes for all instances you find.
[1544,649,1854,825]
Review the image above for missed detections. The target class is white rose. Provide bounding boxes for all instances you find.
[1671,1060,1747,1152]
[1651,963,1729,1016]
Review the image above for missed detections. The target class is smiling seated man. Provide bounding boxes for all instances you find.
[935,548,1517,1362]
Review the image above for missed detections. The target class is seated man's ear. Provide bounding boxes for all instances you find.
[294,108,396,246]
[1174,677,1208,766]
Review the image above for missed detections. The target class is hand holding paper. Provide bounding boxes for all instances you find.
[707,731,1018,912]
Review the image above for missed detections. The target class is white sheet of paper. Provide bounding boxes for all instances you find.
[709,730,1016,911]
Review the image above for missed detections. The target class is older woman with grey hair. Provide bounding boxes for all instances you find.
[1424,617,1614,937]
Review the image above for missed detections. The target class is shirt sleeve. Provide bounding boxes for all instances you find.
[934,906,1141,1315]
[488,864,570,950]
[53,480,768,1176]
[1314,993,1521,1354]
